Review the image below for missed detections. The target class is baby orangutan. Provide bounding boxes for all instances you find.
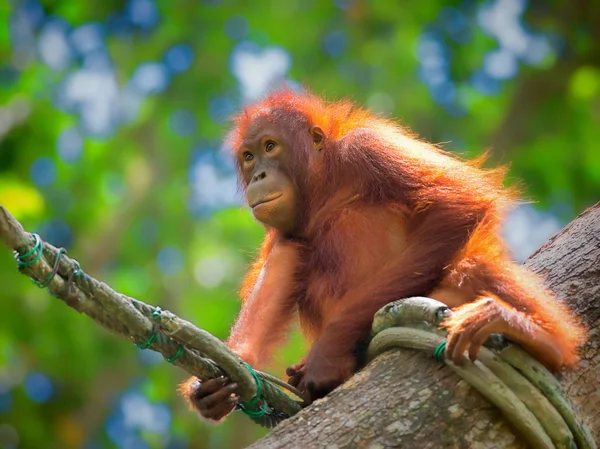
[179,90,586,422]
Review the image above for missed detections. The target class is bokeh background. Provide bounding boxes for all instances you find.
[1,0,599,448]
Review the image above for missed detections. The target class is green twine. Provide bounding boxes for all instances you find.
[16,234,68,293]
[33,248,66,288]
[238,362,268,418]
[136,307,185,366]
[434,341,447,362]
[72,262,82,278]
[136,332,157,349]
[136,307,163,349]
[54,260,82,299]
[17,233,43,267]
[166,345,184,364]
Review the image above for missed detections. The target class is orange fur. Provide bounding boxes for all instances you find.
[183,88,586,406]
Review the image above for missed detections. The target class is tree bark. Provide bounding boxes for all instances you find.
[249,203,600,449]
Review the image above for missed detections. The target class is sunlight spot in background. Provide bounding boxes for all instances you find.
[188,162,240,212]
[59,68,120,136]
[438,7,471,44]
[71,22,105,55]
[169,109,197,137]
[188,149,240,217]
[25,2,194,138]
[9,2,42,68]
[484,49,518,80]
[136,218,159,245]
[125,0,159,30]
[36,218,73,249]
[0,98,31,138]
[477,0,554,68]
[38,18,72,71]
[137,348,164,365]
[417,0,555,112]
[478,0,527,51]
[416,30,465,113]
[131,63,170,94]
[106,391,171,447]
[502,203,563,262]
[208,96,236,124]
[417,34,448,84]
[224,15,249,41]
[367,92,395,115]
[24,372,54,403]
[323,30,348,58]
[30,156,56,187]
[230,42,292,102]
[194,255,235,288]
[116,85,145,125]
[522,36,553,65]
[470,69,501,96]
[164,44,194,73]
[0,181,44,219]
[157,247,184,276]
[334,0,356,10]
[57,127,84,163]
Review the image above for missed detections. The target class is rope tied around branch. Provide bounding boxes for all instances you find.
[16,232,43,267]
[237,363,269,418]
[134,306,185,364]
[367,297,596,449]
[433,341,447,362]
[14,233,82,297]
[135,306,163,349]
[134,304,291,420]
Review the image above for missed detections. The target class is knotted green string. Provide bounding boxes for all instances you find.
[238,362,268,418]
[166,345,184,364]
[135,307,184,364]
[33,248,66,288]
[17,233,43,267]
[16,234,69,293]
[136,307,163,349]
[434,341,447,362]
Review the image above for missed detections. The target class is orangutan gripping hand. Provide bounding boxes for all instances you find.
[180,89,586,421]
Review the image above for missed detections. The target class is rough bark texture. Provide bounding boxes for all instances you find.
[526,204,600,442]
[250,203,600,449]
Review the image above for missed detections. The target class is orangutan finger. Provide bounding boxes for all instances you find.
[203,398,237,421]
[193,377,228,400]
[469,319,502,361]
[199,383,238,410]
[286,363,304,377]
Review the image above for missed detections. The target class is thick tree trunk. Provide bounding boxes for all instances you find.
[250,203,600,449]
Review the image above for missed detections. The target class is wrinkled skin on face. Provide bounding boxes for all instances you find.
[237,116,324,234]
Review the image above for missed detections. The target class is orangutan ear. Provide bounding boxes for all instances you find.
[310,126,325,151]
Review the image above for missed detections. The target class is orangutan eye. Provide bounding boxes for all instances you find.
[265,141,275,152]
[243,152,254,162]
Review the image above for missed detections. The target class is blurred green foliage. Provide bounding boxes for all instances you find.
[0,0,599,448]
